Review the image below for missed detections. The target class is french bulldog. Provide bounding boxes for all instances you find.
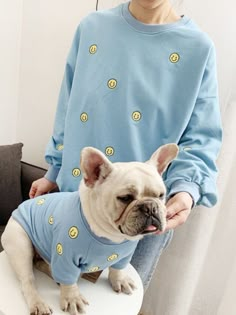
[1,144,178,315]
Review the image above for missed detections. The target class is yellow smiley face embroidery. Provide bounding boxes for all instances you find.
[169,53,180,63]
[107,254,118,262]
[72,168,81,177]
[48,216,54,225]
[37,198,45,205]
[105,146,114,156]
[80,112,88,122]
[56,243,63,255]
[107,79,117,89]
[89,44,97,54]
[68,226,79,239]
[132,111,142,121]
[88,266,100,272]
[56,144,64,151]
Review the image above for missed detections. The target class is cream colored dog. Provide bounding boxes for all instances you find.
[1,144,178,315]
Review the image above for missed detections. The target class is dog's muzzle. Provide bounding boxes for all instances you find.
[138,201,162,233]
[118,199,166,236]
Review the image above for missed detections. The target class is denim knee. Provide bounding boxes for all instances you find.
[130,229,174,291]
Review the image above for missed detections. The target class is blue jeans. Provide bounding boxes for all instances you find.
[130,230,173,291]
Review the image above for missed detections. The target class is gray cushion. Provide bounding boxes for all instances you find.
[0,143,23,224]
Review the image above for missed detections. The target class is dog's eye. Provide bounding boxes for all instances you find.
[117,194,134,203]
[159,193,165,199]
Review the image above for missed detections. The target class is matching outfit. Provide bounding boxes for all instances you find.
[12,192,138,285]
[41,2,222,288]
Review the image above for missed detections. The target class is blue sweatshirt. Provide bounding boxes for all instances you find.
[45,2,222,207]
[12,192,138,285]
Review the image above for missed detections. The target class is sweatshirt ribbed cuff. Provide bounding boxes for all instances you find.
[44,165,60,183]
[167,180,201,208]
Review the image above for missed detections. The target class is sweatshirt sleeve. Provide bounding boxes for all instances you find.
[44,25,81,183]
[164,44,222,207]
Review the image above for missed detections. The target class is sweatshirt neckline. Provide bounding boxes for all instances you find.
[121,1,190,34]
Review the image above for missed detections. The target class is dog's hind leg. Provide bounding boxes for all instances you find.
[1,218,53,315]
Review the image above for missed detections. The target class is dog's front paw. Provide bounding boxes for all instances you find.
[29,297,53,315]
[60,284,89,315]
[108,267,137,295]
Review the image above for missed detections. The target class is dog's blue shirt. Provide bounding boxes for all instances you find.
[44,2,222,207]
[12,192,138,285]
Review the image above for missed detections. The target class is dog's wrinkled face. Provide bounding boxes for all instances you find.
[111,164,167,237]
[79,144,178,243]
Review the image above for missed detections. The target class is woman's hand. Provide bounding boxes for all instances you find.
[166,192,193,230]
[157,192,193,234]
[29,177,58,199]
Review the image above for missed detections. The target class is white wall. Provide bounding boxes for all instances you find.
[0,0,22,144]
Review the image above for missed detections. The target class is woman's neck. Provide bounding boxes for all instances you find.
[129,0,180,25]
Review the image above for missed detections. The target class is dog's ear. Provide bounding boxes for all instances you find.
[147,144,179,175]
[80,147,114,187]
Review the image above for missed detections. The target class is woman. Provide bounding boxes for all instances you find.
[30,0,222,291]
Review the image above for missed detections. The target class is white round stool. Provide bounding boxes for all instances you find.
[0,251,143,315]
